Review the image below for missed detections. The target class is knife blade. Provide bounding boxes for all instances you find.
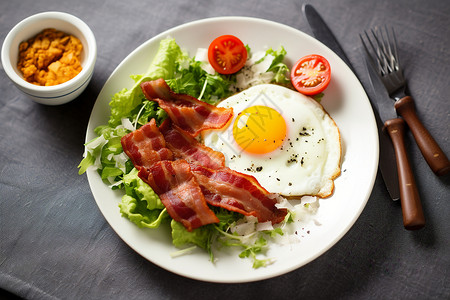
[363,52,425,230]
[302,3,400,201]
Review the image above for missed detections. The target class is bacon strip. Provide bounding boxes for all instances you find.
[121,119,173,169]
[139,160,219,231]
[121,120,219,231]
[141,79,233,136]
[159,119,226,170]
[191,165,288,224]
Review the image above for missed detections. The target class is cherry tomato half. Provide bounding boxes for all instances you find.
[290,54,331,95]
[208,35,248,75]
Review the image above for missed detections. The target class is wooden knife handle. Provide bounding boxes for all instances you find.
[384,118,425,230]
[395,96,450,176]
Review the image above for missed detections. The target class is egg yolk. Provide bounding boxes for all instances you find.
[232,105,287,154]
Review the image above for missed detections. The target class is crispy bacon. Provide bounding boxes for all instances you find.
[140,79,233,136]
[159,119,225,170]
[121,119,173,169]
[139,160,219,231]
[191,165,288,224]
[121,120,219,231]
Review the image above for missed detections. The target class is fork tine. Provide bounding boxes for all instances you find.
[389,27,400,71]
[372,27,393,75]
[360,30,383,75]
[381,26,397,73]
[383,26,405,85]
[379,27,394,73]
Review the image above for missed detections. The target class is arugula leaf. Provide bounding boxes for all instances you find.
[166,58,234,104]
[312,92,325,102]
[265,46,290,84]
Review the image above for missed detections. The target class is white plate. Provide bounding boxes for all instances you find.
[85,17,378,283]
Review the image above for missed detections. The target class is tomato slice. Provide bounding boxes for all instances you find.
[208,35,248,75]
[290,54,331,95]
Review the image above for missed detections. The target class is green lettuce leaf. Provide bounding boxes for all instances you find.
[171,219,212,250]
[119,168,166,228]
[123,168,164,210]
[119,195,167,228]
[108,38,185,126]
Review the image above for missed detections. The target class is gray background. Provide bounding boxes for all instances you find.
[1,0,449,299]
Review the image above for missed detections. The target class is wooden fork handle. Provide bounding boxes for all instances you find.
[384,118,425,230]
[395,96,450,176]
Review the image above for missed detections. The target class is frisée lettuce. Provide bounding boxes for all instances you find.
[79,37,298,268]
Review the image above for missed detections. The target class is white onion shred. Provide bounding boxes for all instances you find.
[121,118,135,131]
[84,135,107,169]
[114,152,129,173]
[195,48,215,75]
[232,51,275,91]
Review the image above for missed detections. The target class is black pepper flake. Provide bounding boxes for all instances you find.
[299,130,310,136]
[292,118,295,122]
[246,164,263,173]
[288,182,292,186]
[276,178,280,181]
[287,153,299,164]
[301,157,305,166]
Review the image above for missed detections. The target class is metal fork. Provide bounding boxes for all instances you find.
[361,26,450,176]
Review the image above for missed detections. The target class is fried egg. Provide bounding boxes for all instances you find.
[202,84,341,197]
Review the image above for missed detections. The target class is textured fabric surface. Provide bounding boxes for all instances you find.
[1,0,449,299]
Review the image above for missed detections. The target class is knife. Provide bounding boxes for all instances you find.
[302,4,400,201]
[363,53,425,230]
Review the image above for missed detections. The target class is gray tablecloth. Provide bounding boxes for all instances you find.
[1,0,449,299]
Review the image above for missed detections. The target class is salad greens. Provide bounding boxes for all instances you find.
[79,37,294,268]
[108,38,184,127]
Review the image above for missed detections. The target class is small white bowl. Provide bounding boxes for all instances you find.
[1,11,97,105]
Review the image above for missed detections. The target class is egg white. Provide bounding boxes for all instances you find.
[202,84,341,198]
